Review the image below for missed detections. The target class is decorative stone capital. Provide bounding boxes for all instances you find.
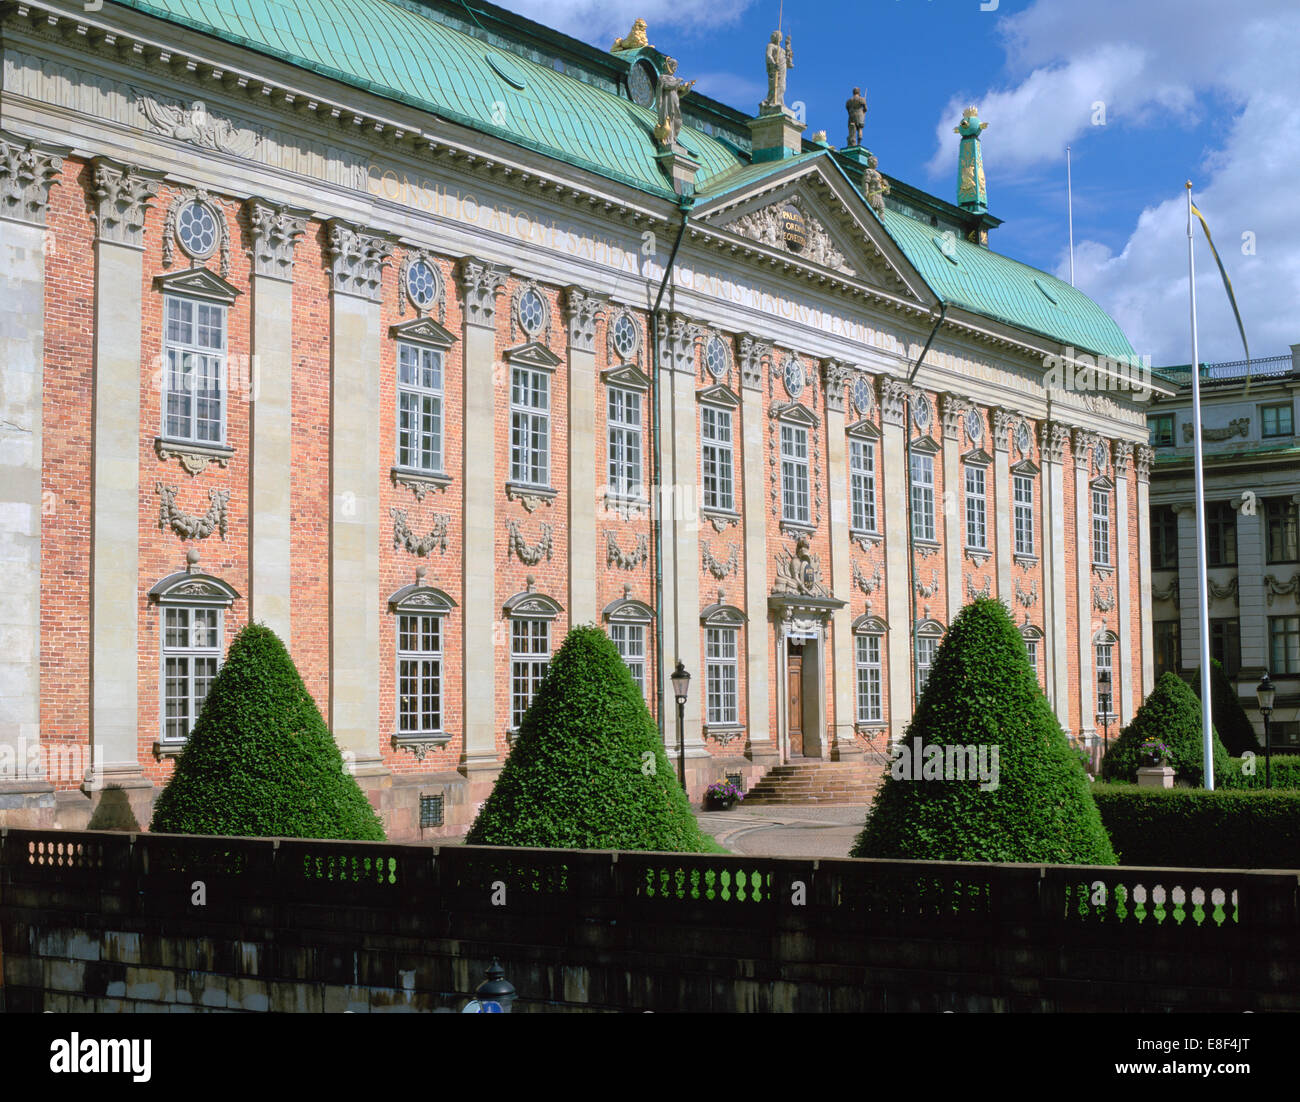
[247,199,306,280]
[1134,443,1154,483]
[326,220,393,301]
[656,313,700,374]
[457,258,509,327]
[564,287,607,354]
[1072,427,1095,469]
[1112,439,1134,478]
[941,393,970,441]
[1040,421,1071,465]
[738,334,772,391]
[879,377,909,426]
[91,158,160,248]
[822,359,854,415]
[992,407,1018,452]
[0,132,63,227]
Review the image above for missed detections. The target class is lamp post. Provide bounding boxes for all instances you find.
[1097,669,1113,765]
[464,957,516,1013]
[1256,672,1275,790]
[671,661,691,792]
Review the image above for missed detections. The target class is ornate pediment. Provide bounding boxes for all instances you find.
[962,447,993,466]
[152,266,240,304]
[390,316,457,348]
[721,192,856,275]
[505,341,563,370]
[772,534,832,599]
[148,569,240,607]
[771,400,818,427]
[697,382,739,408]
[602,364,652,391]
[388,584,457,614]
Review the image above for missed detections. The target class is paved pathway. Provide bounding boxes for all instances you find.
[694,804,866,859]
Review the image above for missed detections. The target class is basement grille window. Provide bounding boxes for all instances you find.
[419,793,444,828]
[726,772,744,792]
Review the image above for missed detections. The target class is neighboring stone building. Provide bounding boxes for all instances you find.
[1146,348,1300,749]
[0,0,1159,839]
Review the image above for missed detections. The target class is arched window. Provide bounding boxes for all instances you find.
[503,583,564,731]
[915,617,946,695]
[852,614,887,725]
[603,592,654,697]
[1094,628,1119,719]
[700,600,747,728]
[389,580,457,748]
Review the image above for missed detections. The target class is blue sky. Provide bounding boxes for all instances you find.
[504,0,1299,368]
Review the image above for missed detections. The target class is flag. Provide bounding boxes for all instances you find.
[1189,201,1251,379]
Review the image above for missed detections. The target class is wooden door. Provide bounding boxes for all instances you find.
[788,648,804,757]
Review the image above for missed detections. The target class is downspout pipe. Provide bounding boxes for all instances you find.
[651,198,693,744]
[904,302,948,711]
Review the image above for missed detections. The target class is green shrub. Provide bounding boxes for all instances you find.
[150,623,386,841]
[1101,672,1231,787]
[1092,784,1300,869]
[1191,660,1260,757]
[850,598,1115,865]
[1219,755,1300,791]
[466,625,714,852]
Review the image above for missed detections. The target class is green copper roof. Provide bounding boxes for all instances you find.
[110,0,740,197]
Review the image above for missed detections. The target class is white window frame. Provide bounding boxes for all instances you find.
[916,635,938,694]
[1095,642,1115,717]
[396,341,444,474]
[855,633,882,723]
[1025,638,1039,676]
[849,438,876,533]
[1092,487,1111,565]
[510,619,550,728]
[964,463,987,550]
[607,386,643,500]
[780,422,810,525]
[160,606,223,744]
[510,365,550,487]
[705,627,739,725]
[1270,615,1300,674]
[1014,474,1035,556]
[701,405,735,512]
[911,453,936,542]
[162,293,227,446]
[610,621,647,696]
[397,612,443,736]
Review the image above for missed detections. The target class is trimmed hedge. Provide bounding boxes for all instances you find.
[1101,672,1231,787]
[1093,784,1300,869]
[851,598,1115,865]
[150,623,386,841]
[1219,755,1300,791]
[466,625,716,852]
[1192,660,1260,757]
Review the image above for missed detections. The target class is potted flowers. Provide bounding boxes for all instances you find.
[1136,738,1174,788]
[704,780,745,811]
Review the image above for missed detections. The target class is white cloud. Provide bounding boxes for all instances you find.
[931,0,1300,364]
[689,71,765,109]
[495,0,754,49]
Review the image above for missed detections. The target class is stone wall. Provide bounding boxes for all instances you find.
[2,829,1297,1013]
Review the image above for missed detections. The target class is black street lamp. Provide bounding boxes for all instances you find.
[1256,672,1276,790]
[1097,669,1113,763]
[671,661,691,791]
[472,957,516,1013]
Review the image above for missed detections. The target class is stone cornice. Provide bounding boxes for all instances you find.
[247,198,306,281]
[326,219,393,301]
[0,130,63,227]
[91,157,160,247]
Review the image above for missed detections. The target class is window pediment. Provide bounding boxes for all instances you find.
[603,364,651,391]
[1011,458,1041,477]
[852,613,888,634]
[1093,627,1119,644]
[388,584,457,614]
[153,266,241,304]
[701,602,747,627]
[390,316,457,348]
[846,418,881,439]
[1090,475,1115,492]
[915,617,946,637]
[909,436,941,456]
[697,383,739,408]
[149,570,240,607]
[1020,623,1044,641]
[772,401,818,428]
[962,447,993,466]
[505,342,563,370]
[603,596,654,623]
[504,588,564,619]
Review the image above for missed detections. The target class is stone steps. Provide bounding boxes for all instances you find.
[741,761,884,806]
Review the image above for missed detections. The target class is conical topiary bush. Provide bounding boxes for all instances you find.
[1101,671,1231,787]
[851,598,1116,864]
[466,624,714,851]
[1192,659,1259,757]
[149,623,386,840]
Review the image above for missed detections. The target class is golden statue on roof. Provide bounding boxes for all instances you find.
[612,19,653,51]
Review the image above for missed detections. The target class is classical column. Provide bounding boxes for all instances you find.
[1113,440,1135,722]
[992,408,1016,605]
[1073,428,1096,743]
[0,133,62,811]
[1040,421,1071,725]
[458,260,509,782]
[564,288,605,626]
[1135,445,1155,696]
[88,159,160,798]
[825,360,859,760]
[880,377,912,740]
[1173,501,1202,673]
[740,336,774,762]
[246,200,305,647]
[940,394,968,617]
[1236,483,1267,678]
[326,220,392,776]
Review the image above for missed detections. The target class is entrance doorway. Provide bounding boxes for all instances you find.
[787,643,804,757]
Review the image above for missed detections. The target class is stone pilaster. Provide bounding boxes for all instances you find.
[1173,501,1202,673]
[992,408,1016,606]
[88,159,160,803]
[1113,440,1135,722]
[0,133,62,816]
[247,200,306,646]
[565,287,605,626]
[458,259,509,785]
[1135,445,1155,696]
[941,394,968,618]
[824,360,858,759]
[1073,428,1096,742]
[327,220,392,777]
[739,336,773,761]
[1237,497,1267,676]
[880,376,912,740]
[1040,421,1071,725]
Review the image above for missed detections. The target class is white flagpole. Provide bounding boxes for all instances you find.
[1067,145,1075,286]
[1186,181,1215,789]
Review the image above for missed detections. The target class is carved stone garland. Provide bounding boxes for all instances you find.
[507,519,554,566]
[607,531,649,570]
[1092,585,1116,613]
[701,540,740,580]
[853,560,881,596]
[1014,577,1038,608]
[966,575,991,602]
[156,483,229,540]
[391,508,450,557]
